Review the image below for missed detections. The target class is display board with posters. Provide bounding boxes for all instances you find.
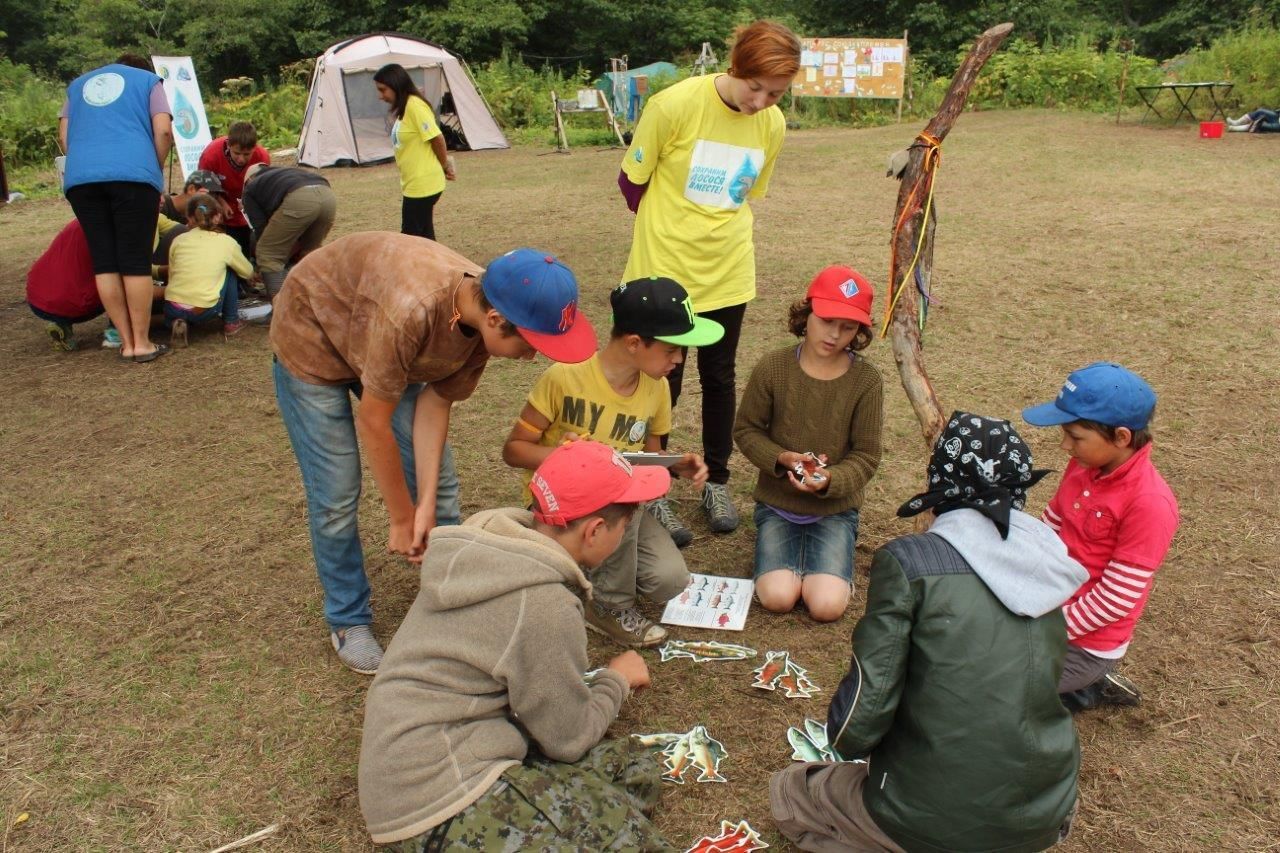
[791,37,907,99]
[151,56,213,182]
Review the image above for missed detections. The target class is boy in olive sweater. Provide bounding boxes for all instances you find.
[358,441,674,851]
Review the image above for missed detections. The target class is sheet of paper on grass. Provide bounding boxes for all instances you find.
[661,573,753,631]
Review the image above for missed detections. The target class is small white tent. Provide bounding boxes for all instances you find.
[298,33,508,167]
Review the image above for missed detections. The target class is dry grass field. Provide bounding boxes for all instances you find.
[1,109,1277,852]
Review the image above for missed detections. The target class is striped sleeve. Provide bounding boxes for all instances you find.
[1062,560,1155,640]
[1041,503,1063,532]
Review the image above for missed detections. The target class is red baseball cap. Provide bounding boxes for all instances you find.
[806,265,875,325]
[530,441,670,526]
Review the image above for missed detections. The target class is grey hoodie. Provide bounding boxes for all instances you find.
[358,508,630,844]
[929,507,1088,617]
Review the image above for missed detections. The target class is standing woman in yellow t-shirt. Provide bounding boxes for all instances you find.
[617,21,800,538]
[374,63,456,239]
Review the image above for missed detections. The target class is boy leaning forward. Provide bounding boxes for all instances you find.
[270,233,597,674]
[503,276,723,647]
[359,440,675,851]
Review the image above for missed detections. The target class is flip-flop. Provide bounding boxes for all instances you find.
[133,343,171,363]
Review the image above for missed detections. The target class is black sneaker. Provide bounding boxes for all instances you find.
[1061,672,1142,713]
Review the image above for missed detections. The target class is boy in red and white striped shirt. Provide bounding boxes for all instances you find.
[1024,362,1179,711]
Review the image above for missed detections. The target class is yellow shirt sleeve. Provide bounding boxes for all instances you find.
[621,96,672,185]
[393,96,446,198]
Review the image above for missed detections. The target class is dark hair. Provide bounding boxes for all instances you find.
[787,299,873,352]
[115,54,152,71]
[373,63,426,120]
[609,326,660,345]
[227,121,258,149]
[186,192,220,230]
[1073,415,1154,450]
[567,502,636,530]
[474,282,520,337]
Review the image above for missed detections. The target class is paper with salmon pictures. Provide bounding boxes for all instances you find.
[661,573,754,631]
[151,56,212,182]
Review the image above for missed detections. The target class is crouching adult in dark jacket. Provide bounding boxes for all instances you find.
[771,412,1086,853]
[242,163,336,297]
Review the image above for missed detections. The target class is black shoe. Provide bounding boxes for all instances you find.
[1061,672,1142,713]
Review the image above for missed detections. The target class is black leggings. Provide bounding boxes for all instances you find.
[65,181,160,276]
[663,302,748,485]
[402,192,442,240]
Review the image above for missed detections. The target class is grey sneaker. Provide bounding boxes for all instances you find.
[647,498,693,548]
[330,625,383,675]
[170,318,188,348]
[46,321,76,351]
[584,600,667,648]
[700,482,740,533]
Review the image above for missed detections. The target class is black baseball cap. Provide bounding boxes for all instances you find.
[610,277,724,347]
[185,169,226,194]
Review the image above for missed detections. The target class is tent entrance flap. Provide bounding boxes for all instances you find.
[341,64,445,163]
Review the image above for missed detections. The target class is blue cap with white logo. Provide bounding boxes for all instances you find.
[480,248,596,363]
[1022,362,1156,430]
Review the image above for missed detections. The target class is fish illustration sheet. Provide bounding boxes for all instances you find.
[661,573,754,631]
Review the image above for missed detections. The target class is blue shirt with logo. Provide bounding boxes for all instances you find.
[64,64,165,192]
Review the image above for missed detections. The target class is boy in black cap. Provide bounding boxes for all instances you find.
[503,276,723,647]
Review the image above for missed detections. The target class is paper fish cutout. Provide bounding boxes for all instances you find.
[659,640,758,663]
[684,819,770,853]
[633,724,728,784]
[751,650,790,690]
[787,718,839,762]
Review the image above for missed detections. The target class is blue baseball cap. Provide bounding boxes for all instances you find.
[1022,362,1157,430]
[480,248,596,363]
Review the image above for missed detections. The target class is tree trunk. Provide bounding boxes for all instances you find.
[888,22,1013,451]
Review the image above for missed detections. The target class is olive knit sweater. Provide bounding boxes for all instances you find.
[733,346,883,516]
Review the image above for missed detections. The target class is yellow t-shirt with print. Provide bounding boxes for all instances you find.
[621,74,785,314]
[392,95,446,198]
[521,354,673,496]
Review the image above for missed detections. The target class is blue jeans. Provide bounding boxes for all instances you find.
[752,503,860,582]
[272,359,461,629]
[164,270,241,326]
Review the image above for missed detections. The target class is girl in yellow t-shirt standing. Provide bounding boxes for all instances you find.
[618,20,800,538]
[374,63,456,240]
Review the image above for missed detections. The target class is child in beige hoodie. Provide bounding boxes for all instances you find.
[358,441,676,851]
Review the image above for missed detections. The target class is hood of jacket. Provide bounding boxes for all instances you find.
[418,507,592,612]
[929,507,1087,617]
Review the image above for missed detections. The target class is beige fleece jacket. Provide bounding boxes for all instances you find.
[357,507,630,844]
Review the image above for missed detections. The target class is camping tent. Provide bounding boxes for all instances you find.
[595,61,678,120]
[298,33,508,168]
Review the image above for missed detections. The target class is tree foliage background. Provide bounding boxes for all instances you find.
[2,0,1278,84]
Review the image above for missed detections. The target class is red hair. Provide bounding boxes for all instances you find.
[729,20,801,79]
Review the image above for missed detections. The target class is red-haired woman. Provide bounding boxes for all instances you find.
[618,20,800,540]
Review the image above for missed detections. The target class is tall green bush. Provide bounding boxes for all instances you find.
[970,38,1161,110]
[1176,26,1280,109]
[205,82,307,149]
[0,58,63,168]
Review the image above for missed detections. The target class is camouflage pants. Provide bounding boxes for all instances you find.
[387,738,675,852]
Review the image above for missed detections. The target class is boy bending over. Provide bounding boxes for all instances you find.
[358,441,673,851]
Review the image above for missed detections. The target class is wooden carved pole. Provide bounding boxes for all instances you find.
[888,22,1013,450]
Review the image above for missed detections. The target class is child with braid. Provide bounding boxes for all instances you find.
[163,192,252,345]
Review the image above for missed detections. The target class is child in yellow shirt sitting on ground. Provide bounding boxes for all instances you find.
[163,192,252,346]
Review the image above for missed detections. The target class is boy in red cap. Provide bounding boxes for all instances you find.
[359,441,672,850]
[271,235,598,673]
[734,265,884,621]
[503,276,721,647]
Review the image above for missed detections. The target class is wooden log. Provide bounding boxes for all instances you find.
[888,22,1013,450]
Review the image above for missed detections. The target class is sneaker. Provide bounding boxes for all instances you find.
[223,320,246,338]
[46,321,76,352]
[1060,672,1142,713]
[170,318,188,348]
[699,482,740,533]
[647,497,693,548]
[101,326,122,349]
[584,600,667,648]
[330,625,383,675]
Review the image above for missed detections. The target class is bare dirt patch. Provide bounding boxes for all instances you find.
[1,110,1277,850]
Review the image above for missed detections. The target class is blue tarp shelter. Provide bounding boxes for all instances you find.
[595,61,679,120]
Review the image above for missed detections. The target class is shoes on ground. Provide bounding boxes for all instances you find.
[1060,671,1142,713]
[170,318,188,348]
[647,497,693,548]
[584,600,667,648]
[224,320,246,338]
[46,321,76,352]
[331,624,384,675]
[101,326,122,348]
[700,482,739,533]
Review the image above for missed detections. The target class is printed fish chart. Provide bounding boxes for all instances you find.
[661,573,754,631]
[633,725,729,784]
[684,819,770,852]
[659,640,757,663]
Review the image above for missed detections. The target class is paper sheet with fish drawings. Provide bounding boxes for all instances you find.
[661,573,754,631]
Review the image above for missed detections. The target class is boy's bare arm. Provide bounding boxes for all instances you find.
[501,403,557,470]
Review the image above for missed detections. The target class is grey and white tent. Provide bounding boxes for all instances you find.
[297,33,508,167]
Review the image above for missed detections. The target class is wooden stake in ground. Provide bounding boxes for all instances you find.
[885,22,1014,449]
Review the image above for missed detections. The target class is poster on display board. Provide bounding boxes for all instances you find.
[151,56,212,181]
[792,37,907,99]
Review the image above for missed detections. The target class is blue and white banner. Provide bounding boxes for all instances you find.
[151,56,212,182]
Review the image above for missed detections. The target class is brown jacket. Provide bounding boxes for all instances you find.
[358,508,630,844]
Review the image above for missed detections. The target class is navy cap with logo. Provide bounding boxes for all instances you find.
[185,169,226,194]
[610,277,724,347]
[1022,362,1157,430]
[481,248,597,363]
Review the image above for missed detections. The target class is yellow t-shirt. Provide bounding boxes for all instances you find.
[391,95,446,199]
[521,354,673,495]
[165,229,253,308]
[621,75,785,313]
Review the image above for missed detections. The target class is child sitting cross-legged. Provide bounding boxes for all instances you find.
[358,441,673,850]
[733,266,884,622]
[503,276,722,647]
[163,192,252,346]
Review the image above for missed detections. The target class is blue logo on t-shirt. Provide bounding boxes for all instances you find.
[727,156,759,205]
[82,72,125,107]
[634,147,644,163]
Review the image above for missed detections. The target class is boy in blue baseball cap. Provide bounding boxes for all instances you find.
[270,234,595,674]
[1023,362,1180,711]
